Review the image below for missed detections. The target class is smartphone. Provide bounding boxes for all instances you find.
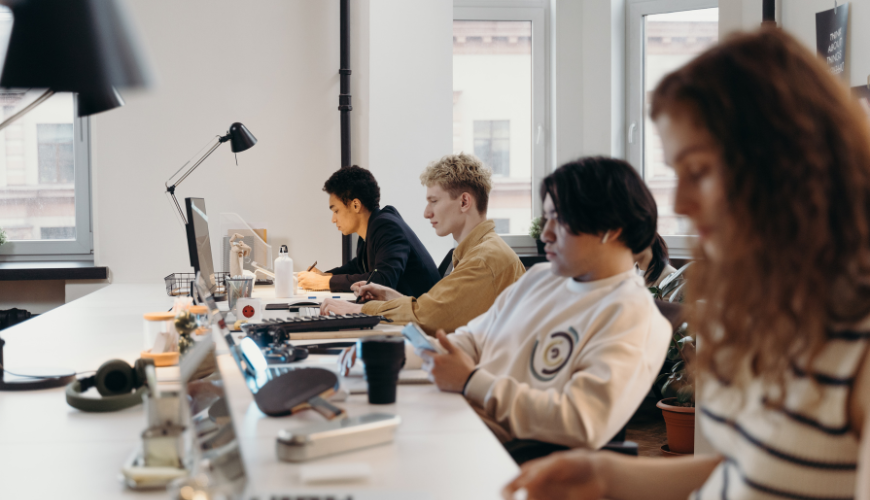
[401,322,439,352]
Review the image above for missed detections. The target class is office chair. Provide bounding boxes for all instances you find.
[504,425,637,465]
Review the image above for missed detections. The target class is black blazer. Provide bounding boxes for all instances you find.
[327,206,440,298]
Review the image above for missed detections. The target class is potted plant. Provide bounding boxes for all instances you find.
[0,228,6,247]
[529,217,545,254]
[656,323,695,455]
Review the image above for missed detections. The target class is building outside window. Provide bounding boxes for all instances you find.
[0,5,91,256]
[453,3,547,245]
[627,0,718,255]
[473,120,511,176]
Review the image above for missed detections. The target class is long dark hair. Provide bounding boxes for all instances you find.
[651,28,870,389]
[540,157,657,254]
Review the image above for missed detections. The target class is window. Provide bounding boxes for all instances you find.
[473,120,510,176]
[0,5,91,257]
[38,124,75,185]
[627,0,718,256]
[493,218,511,234]
[454,1,549,246]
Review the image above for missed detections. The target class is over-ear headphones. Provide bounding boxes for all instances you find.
[65,358,154,412]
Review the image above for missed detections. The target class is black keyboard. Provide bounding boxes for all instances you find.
[242,313,391,345]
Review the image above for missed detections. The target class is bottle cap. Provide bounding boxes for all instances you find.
[280,245,288,254]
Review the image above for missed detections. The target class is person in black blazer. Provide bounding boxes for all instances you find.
[297,166,440,298]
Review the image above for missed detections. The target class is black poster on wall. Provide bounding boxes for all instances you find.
[816,3,849,77]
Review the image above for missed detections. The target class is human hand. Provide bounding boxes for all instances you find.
[320,298,364,316]
[418,330,476,393]
[351,281,404,302]
[337,347,357,376]
[297,271,331,290]
[501,450,608,500]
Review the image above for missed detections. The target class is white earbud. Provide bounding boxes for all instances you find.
[601,231,611,244]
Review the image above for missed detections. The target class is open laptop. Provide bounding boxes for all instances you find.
[179,339,431,500]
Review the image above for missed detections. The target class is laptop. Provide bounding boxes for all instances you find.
[180,339,431,500]
[224,334,345,419]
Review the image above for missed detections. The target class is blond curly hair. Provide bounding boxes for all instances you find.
[419,153,493,213]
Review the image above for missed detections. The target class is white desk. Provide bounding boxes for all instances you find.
[0,284,517,499]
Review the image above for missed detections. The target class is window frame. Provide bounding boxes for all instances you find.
[0,95,93,259]
[626,0,717,258]
[454,0,551,252]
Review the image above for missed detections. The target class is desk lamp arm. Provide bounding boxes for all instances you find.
[0,89,56,135]
[165,133,232,224]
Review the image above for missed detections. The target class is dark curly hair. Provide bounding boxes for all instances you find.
[323,165,381,212]
[540,157,657,254]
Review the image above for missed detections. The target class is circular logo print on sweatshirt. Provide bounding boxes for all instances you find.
[242,305,256,318]
[529,327,580,382]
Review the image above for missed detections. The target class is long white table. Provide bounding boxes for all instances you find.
[0,284,518,499]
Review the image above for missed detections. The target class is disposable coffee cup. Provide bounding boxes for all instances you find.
[357,335,405,404]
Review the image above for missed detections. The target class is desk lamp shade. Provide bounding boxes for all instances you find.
[229,122,257,153]
[0,0,150,116]
[77,87,126,117]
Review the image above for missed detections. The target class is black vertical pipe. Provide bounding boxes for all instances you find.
[339,0,353,263]
[762,0,776,26]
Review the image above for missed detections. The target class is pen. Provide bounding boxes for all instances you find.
[355,269,379,304]
[306,261,318,272]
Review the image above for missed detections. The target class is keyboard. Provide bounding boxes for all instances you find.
[242,313,390,346]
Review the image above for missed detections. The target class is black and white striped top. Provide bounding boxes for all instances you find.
[694,330,870,500]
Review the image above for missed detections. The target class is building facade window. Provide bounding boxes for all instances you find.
[473,120,510,176]
[627,0,718,256]
[38,124,75,185]
[453,2,548,248]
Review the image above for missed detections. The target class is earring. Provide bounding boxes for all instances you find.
[601,231,610,244]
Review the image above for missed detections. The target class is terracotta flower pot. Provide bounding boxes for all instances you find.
[657,397,695,454]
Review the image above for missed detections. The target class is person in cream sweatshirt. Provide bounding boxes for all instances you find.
[418,157,672,450]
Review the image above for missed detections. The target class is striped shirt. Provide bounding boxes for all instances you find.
[694,330,870,500]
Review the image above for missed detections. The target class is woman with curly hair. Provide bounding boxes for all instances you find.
[502,28,870,500]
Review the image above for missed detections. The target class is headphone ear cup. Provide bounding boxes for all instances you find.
[94,359,135,396]
[133,358,155,389]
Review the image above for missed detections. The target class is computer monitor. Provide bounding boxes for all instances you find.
[185,197,218,295]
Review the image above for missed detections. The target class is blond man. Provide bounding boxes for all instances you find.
[320,153,525,334]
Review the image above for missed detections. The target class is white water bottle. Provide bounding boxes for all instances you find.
[274,245,295,298]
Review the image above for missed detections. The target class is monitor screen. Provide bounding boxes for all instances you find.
[186,197,217,294]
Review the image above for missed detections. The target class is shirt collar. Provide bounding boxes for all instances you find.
[565,268,640,294]
[453,220,496,262]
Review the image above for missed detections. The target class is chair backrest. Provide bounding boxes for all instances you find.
[0,308,32,331]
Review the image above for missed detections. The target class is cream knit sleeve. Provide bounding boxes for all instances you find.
[463,299,671,449]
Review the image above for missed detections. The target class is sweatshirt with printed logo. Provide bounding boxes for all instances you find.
[451,263,671,449]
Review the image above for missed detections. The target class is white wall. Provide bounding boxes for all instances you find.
[554,0,626,165]
[367,0,454,263]
[85,0,456,285]
[720,0,869,89]
[92,0,346,283]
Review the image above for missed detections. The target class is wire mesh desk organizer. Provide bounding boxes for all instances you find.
[165,272,229,298]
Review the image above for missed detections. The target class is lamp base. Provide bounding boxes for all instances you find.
[0,367,76,391]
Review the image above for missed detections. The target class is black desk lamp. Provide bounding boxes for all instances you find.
[164,123,258,224]
[0,0,150,391]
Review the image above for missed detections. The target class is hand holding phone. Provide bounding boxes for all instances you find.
[401,323,447,354]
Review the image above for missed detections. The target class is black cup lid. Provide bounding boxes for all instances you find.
[357,335,405,361]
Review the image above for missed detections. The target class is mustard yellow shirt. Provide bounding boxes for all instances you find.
[361,220,525,335]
